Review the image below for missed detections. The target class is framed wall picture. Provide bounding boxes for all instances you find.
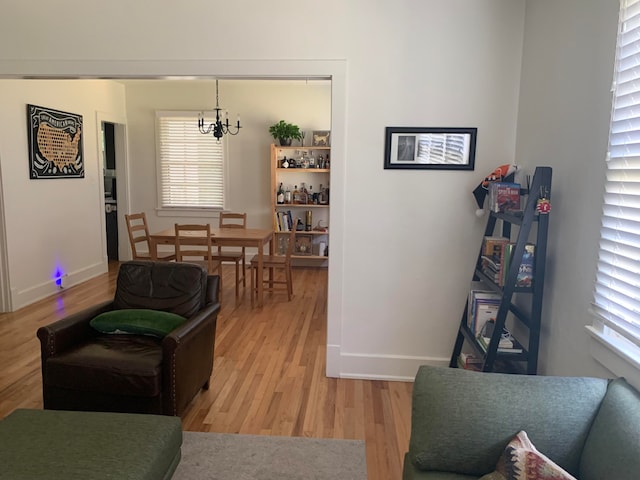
[294,234,313,255]
[312,130,331,147]
[27,104,84,179]
[383,126,476,170]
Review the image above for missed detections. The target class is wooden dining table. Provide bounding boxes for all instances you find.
[148,227,274,307]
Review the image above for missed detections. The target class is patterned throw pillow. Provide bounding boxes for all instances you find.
[478,431,576,480]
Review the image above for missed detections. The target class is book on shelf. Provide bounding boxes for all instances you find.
[500,243,513,286]
[477,320,523,354]
[479,236,511,286]
[517,243,535,287]
[467,288,501,336]
[474,300,500,337]
[274,210,295,232]
[502,243,535,288]
[275,211,287,232]
[287,210,293,232]
[477,335,523,354]
[458,352,483,371]
[482,236,509,257]
[457,358,481,371]
[488,182,522,214]
[480,256,502,284]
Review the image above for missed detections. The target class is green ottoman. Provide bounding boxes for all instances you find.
[0,409,182,480]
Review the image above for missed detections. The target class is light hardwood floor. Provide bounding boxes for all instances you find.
[0,262,413,480]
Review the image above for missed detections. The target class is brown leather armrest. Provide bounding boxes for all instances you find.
[36,300,114,358]
[162,301,221,415]
[206,275,221,304]
[165,302,220,344]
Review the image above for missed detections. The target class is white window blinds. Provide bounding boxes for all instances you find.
[156,112,225,209]
[592,0,640,350]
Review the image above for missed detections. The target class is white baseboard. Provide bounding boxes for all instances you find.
[326,344,449,381]
[326,344,341,377]
[11,261,107,311]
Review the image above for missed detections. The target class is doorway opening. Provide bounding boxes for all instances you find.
[102,121,118,261]
[0,62,346,377]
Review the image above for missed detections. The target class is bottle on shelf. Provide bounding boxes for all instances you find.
[308,185,314,204]
[318,183,329,205]
[284,185,292,204]
[277,182,285,204]
[293,185,301,204]
[299,182,308,205]
[305,210,312,231]
[282,156,289,168]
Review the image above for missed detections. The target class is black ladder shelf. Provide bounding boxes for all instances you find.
[449,166,552,374]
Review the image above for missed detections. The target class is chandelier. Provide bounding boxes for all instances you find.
[198,79,241,141]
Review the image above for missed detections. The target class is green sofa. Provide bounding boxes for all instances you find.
[0,409,182,479]
[403,365,640,480]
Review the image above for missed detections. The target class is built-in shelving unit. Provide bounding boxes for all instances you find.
[270,144,331,262]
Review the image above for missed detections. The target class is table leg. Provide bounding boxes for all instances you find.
[257,245,264,307]
[268,236,274,290]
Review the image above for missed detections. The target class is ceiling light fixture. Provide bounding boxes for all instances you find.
[198,79,241,141]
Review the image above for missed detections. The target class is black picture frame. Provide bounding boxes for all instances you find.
[383,126,476,170]
[27,104,84,179]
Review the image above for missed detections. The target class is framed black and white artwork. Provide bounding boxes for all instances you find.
[384,127,476,170]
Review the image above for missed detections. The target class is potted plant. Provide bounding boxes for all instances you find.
[269,120,302,146]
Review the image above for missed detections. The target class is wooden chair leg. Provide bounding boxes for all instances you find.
[288,266,294,296]
[241,250,246,287]
[285,266,292,301]
[250,265,255,307]
[213,262,222,291]
[234,260,240,300]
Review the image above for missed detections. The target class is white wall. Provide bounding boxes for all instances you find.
[0,0,529,380]
[515,0,618,378]
[0,80,127,309]
[122,79,331,235]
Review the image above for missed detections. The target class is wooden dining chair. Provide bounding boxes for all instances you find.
[213,212,247,301]
[174,224,222,282]
[249,219,299,306]
[125,212,176,261]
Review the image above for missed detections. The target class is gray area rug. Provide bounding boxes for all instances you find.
[173,431,367,480]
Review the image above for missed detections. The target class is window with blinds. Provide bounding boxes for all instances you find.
[591,0,640,359]
[156,112,225,210]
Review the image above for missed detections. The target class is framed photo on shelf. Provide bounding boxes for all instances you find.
[312,130,331,147]
[383,126,476,170]
[294,235,313,255]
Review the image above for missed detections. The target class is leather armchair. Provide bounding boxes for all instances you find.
[37,260,221,416]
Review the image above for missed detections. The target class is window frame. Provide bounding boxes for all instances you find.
[155,110,228,216]
[588,0,640,388]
